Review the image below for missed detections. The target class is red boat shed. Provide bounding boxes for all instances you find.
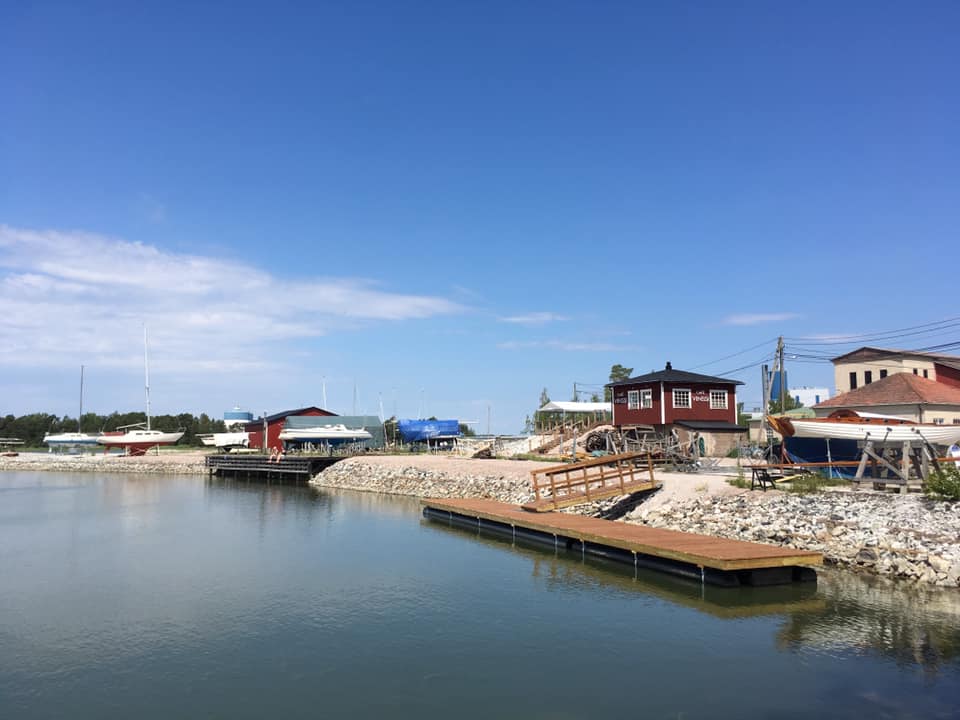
[245,406,337,451]
[606,362,746,456]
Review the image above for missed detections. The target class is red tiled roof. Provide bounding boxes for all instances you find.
[815,373,960,408]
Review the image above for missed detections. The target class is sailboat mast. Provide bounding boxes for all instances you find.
[144,326,151,431]
[79,365,84,433]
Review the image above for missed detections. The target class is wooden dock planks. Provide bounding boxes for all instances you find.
[422,497,822,572]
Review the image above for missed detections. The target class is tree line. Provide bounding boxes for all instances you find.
[0,412,228,448]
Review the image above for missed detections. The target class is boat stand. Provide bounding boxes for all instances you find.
[853,439,933,492]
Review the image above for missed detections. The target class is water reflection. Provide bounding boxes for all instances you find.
[779,570,960,676]
[425,513,960,672]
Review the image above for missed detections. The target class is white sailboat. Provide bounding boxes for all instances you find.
[97,327,184,455]
[44,365,101,449]
[768,410,960,445]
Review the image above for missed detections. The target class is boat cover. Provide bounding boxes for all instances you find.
[397,419,461,442]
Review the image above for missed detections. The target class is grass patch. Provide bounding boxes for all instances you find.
[783,472,848,494]
[927,464,960,501]
[727,470,749,489]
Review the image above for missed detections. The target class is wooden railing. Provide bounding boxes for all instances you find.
[525,451,657,511]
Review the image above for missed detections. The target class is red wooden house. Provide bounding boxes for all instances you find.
[244,406,336,451]
[606,362,745,456]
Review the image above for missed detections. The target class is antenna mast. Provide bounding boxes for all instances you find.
[79,365,84,433]
[144,325,151,430]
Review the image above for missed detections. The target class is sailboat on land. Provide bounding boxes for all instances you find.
[97,328,184,455]
[43,365,101,449]
[767,409,960,445]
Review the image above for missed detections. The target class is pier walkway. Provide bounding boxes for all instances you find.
[423,497,822,586]
[206,454,342,481]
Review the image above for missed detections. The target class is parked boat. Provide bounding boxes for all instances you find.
[44,365,100,449]
[96,328,184,455]
[198,431,250,451]
[278,424,372,443]
[767,410,960,445]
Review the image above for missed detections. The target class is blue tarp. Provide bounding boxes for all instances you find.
[397,419,460,442]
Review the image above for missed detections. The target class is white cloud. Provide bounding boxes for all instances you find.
[498,311,567,325]
[721,312,799,326]
[0,224,463,373]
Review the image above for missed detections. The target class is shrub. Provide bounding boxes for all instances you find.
[927,464,960,501]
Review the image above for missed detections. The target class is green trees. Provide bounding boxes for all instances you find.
[0,411,228,448]
[604,364,633,401]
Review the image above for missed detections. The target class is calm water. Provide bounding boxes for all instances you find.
[1,472,958,719]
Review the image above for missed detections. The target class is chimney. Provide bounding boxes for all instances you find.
[665,361,672,371]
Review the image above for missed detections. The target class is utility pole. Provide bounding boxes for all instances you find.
[322,376,327,410]
[486,404,491,435]
[777,335,786,413]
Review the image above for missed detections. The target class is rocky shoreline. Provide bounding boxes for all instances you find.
[0,453,208,475]
[310,456,534,505]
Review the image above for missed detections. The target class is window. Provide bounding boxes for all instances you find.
[953,419,960,425]
[849,372,858,390]
[923,369,929,378]
[640,389,653,409]
[627,390,639,410]
[880,369,887,379]
[864,370,873,385]
[709,390,728,410]
[933,418,945,425]
[673,389,691,409]
[913,368,918,375]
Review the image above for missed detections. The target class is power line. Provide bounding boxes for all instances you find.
[783,315,960,346]
[688,337,778,371]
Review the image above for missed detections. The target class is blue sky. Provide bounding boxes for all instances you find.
[2,1,958,431]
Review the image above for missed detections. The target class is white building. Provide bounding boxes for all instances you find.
[789,386,830,408]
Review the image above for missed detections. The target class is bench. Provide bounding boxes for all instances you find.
[750,467,785,491]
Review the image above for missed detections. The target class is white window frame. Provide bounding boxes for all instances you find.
[709,390,728,410]
[627,390,640,410]
[640,389,653,409]
[672,388,691,409]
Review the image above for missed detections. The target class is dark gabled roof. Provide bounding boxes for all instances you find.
[674,420,747,432]
[606,363,744,388]
[250,407,336,424]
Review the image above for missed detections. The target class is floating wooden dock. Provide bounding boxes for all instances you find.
[422,498,821,587]
[524,451,659,512]
[205,454,343,481]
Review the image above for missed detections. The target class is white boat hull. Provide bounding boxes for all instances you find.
[97,430,185,450]
[787,420,960,444]
[279,426,372,442]
[44,432,100,446]
[199,432,249,449]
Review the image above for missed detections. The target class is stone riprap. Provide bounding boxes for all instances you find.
[311,456,537,505]
[621,490,960,587]
[0,453,207,475]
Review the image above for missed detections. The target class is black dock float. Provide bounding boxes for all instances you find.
[205,454,343,482]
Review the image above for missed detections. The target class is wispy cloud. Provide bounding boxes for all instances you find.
[721,312,799,326]
[0,224,463,372]
[498,311,567,326]
[497,340,634,352]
